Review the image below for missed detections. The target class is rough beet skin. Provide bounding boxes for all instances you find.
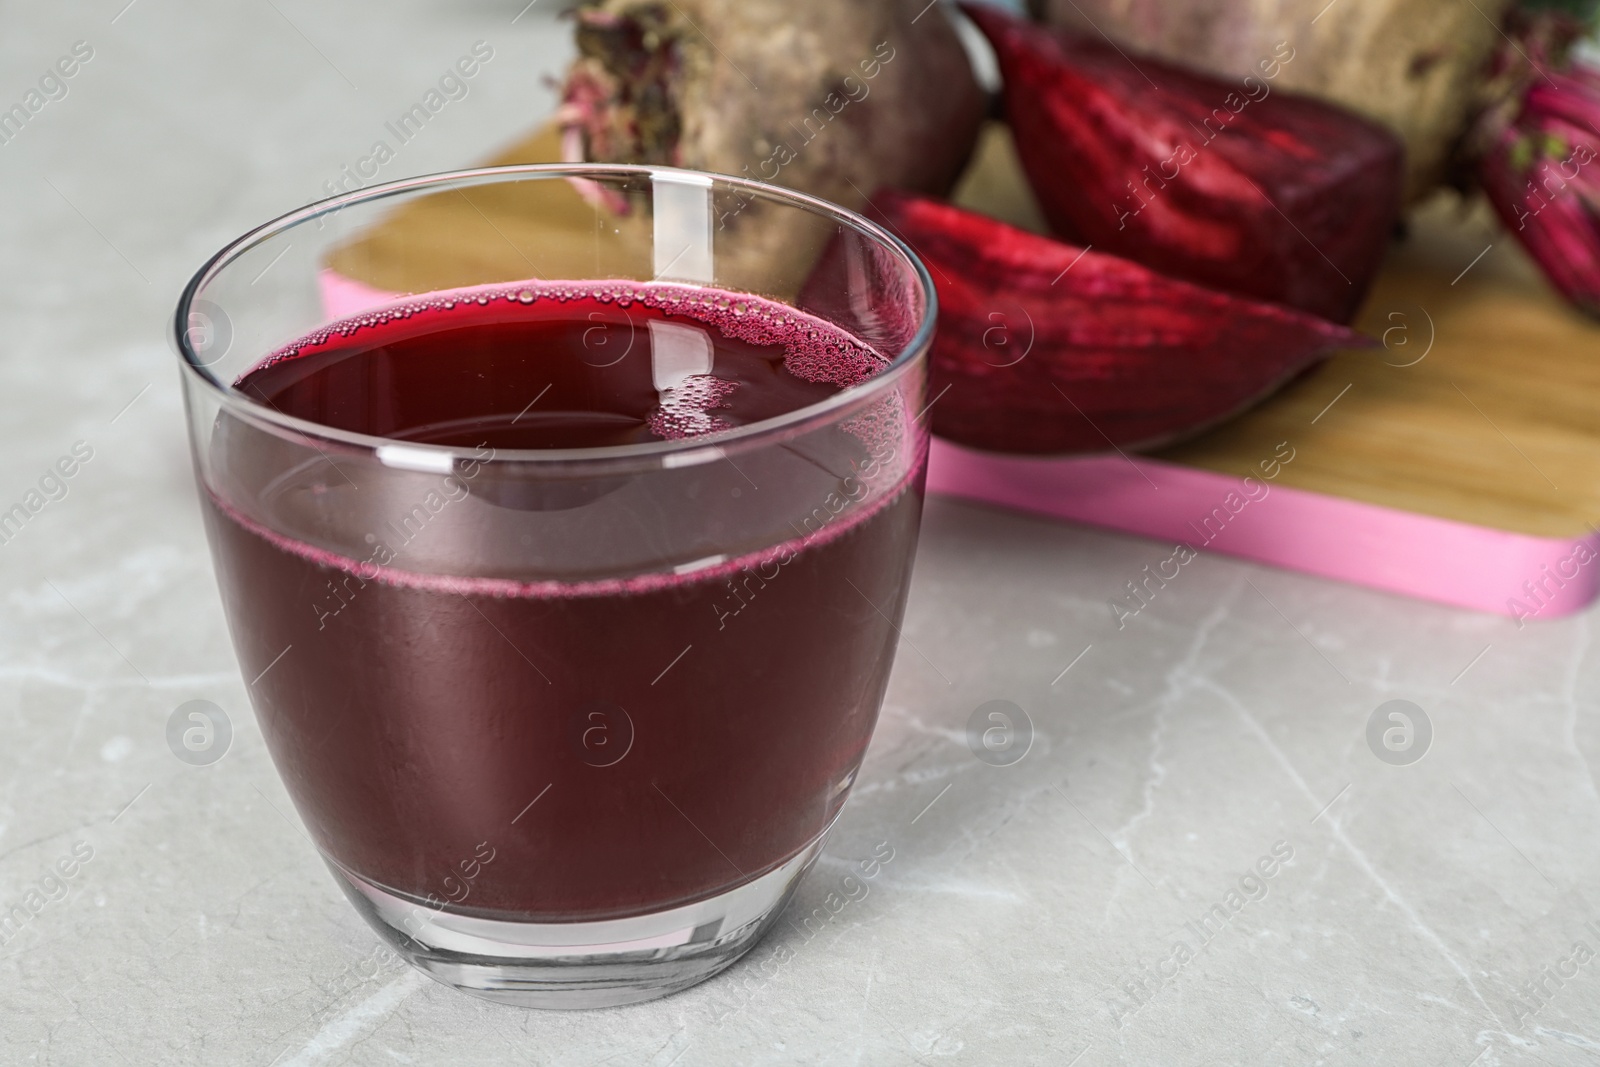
[849,190,1368,455]
[558,0,985,281]
[963,3,1404,324]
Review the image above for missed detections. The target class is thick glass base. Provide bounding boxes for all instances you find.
[326,833,828,1009]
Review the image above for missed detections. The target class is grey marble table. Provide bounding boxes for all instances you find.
[2,3,1598,1064]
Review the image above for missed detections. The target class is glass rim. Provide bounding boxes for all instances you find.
[173,162,937,465]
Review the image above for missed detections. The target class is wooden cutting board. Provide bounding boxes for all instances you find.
[321,120,1600,619]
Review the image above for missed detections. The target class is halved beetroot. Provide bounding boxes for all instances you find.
[850,190,1368,454]
[961,2,1404,324]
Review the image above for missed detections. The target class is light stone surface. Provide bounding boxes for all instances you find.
[2,3,1599,1065]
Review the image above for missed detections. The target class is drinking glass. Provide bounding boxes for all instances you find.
[173,165,934,1007]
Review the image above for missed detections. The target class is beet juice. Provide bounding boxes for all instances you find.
[201,281,925,923]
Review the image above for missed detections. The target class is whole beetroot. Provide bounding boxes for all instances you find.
[557,0,986,283]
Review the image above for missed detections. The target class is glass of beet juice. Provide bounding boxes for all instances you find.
[173,166,934,1008]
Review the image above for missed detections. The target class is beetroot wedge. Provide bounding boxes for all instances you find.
[855,191,1367,454]
[961,3,1403,324]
